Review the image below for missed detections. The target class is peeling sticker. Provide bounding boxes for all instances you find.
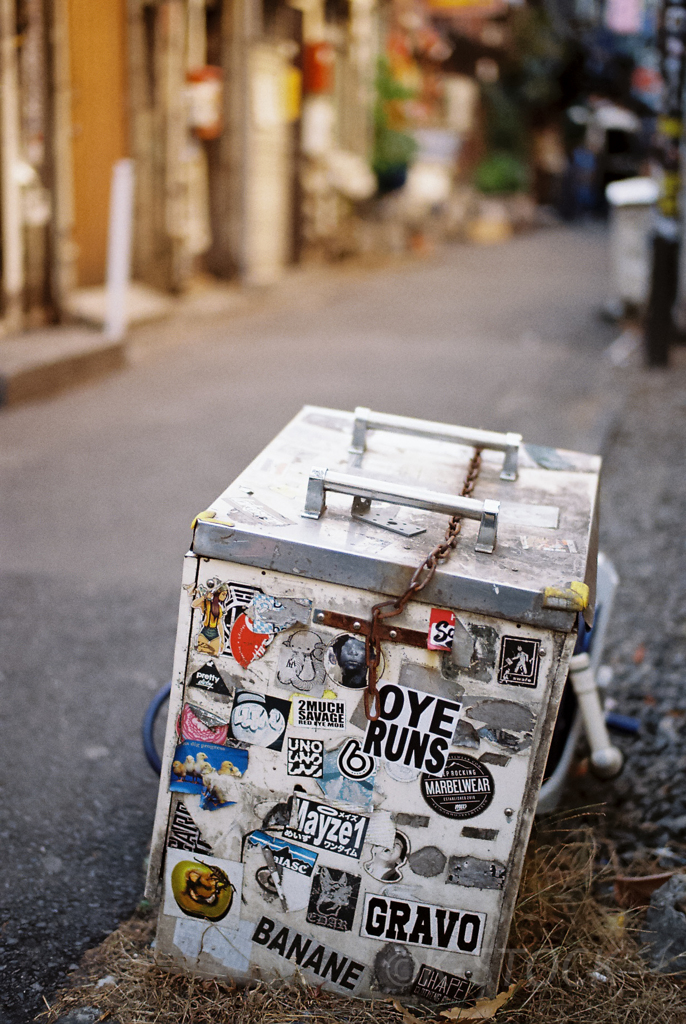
[276,630,327,692]
[164,848,243,926]
[452,719,480,751]
[420,754,494,820]
[188,662,233,698]
[229,691,290,751]
[497,637,541,688]
[399,660,463,700]
[229,613,272,668]
[466,699,535,734]
[179,704,229,745]
[293,696,346,730]
[365,809,396,849]
[252,916,366,992]
[192,580,268,661]
[479,752,511,767]
[461,826,498,841]
[287,737,324,777]
[412,963,472,1005]
[446,855,506,890]
[520,536,577,554]
[362,684,463,775]
[245,830,317,913]
[168,802,214,855]
[427,609,456,651]
[173,916,253,972]
[170,740,248,810]
[384,761,420,783]
[373,942,417,994]
[244,594,311,634]
[307,866,361,932]
[360,894,485,954]
[477,727,531,753]
[325,634,369,689]
[393,812,429,829]
[364,830,409,882]
[283,797,369,859]
[407,846,446,878]
[318,748,376,810]
[443,624,498,683]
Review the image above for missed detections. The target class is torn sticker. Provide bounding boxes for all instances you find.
[306,866,361,932]
[318,748,376,810]
[293,696,346,730]
[245,830,317,913]
[446,855,506,890]
[497,637,541,688]
[407,846,446,878]
[252,916,366,992]
[412,964,473,1005]
[173,916,253,972]
[362,683,463,775]
[325,634,370,689]
[229,613,272,668]
[244,594,311,634]
[229,690,290,751]
[192,580,267,660]
[360,894,486,955]
[364,830,409,882]
[287,737,324,777]
[393,812,429,829]
[452,719,480,751]
[282,797,369,859]
[164,848,243,927]
[479,752,510,767]
[461,826,498,841]
[384,761,420,783]
[420,754,494,820]
[276,630,327,692]
[188,662,233,698]
[168,802,214,855]
[179,704,229,745]
[373,942,417,994]
[520,536,577,554]
[365,809,396,849]
[448,624,498,684]
[428,609,456,651]
[466,699,535,734]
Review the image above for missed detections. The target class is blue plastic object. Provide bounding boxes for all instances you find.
[605,712,640,735]
[142,682,171,775]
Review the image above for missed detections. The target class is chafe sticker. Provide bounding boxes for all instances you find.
[287,737,324,777]
[412,964,472,1005]
[427,609,456,651]
[306,866,361,932]
[188,661,232,697]
[498,636,541,687]
[420,753,494,820]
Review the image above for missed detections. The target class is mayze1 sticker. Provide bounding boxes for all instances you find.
[420,753,494,820]
[360,894,486,955]
[282,797,369,858]
[362,683,462,775]
[427,609,456,651]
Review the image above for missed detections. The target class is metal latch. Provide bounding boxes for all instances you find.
[349,407,522,481]
[302,467,500,554]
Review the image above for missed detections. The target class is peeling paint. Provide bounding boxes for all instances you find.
[465,699,535,734]
[393,812,430,828]
[446,856,506,890]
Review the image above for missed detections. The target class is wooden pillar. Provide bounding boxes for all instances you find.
[1,0,25,330]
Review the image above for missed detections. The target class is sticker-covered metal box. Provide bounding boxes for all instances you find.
[146,406,600,1005]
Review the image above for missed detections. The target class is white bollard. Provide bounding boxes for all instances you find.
[104,158,135,342]
[569,651,624,778]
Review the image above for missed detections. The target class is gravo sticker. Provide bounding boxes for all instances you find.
[412,964,472,1004]
[283,797,369,859]
[420,754,494,820]
[427,609,456,651]
[252,916,366,991]
[293,696,346,730]
[306,866,361,932]
[498,636,541,687]
[360,894,486,954]
[362,683,462,775]
[287,737,324,777]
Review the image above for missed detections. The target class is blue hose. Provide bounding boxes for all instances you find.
[142,682,171,775]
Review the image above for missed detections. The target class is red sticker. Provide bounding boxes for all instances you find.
[229,612,271,667]
[179,704,229,745]
[427,609,456,651]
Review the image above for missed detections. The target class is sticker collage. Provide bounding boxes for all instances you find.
[162,578,546,1004]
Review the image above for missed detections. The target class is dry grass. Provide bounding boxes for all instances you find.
[37,827,686,1024]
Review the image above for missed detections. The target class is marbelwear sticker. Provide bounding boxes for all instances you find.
[420,753,494,820]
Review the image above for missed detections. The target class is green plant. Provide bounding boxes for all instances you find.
[474,151,530,195]
[372,57,418,174]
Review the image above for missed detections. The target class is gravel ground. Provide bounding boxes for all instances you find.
[570,347,686,863]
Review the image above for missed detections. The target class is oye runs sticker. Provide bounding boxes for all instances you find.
[362,684,462,775]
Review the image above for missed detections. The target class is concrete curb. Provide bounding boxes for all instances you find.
[0,327,126,408]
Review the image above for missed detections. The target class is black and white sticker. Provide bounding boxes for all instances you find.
[283,797,369,859]
[293,697,346,730]
[188,661,232,697]
[498,636,541,687]
[252,916,366,992]
[362,683,462,775]
[168,803,213,855]
[337,738,376,780]
[287,737,324,777]
[420,754,494,820]
[412,964,472,1005]
[306,866,361,932]
[360,894,485,955]
[229,690,291,751]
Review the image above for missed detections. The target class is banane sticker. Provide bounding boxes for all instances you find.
[360,894,486,955]
[282,797,368,859]
[362,683,462,775]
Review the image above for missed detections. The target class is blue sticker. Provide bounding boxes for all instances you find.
[247,830,318,876]
[170,740,248,810]
[318,748,376,810]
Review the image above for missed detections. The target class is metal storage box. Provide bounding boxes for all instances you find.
[146,405,600,1005]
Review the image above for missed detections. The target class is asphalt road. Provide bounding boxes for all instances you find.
[0,225,617,1021]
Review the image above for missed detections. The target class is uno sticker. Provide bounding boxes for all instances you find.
[427,609,456,651]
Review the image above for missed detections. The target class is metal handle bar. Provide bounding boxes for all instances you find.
[302,467,500,553]
[349,407,521,481]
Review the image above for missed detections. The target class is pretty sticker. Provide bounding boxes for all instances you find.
[283,797,369,859]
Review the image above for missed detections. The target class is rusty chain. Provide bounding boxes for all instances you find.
[363,447,483,721]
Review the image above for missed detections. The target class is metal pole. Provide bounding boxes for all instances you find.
[104,159,135,342]
[644,0,686,366]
